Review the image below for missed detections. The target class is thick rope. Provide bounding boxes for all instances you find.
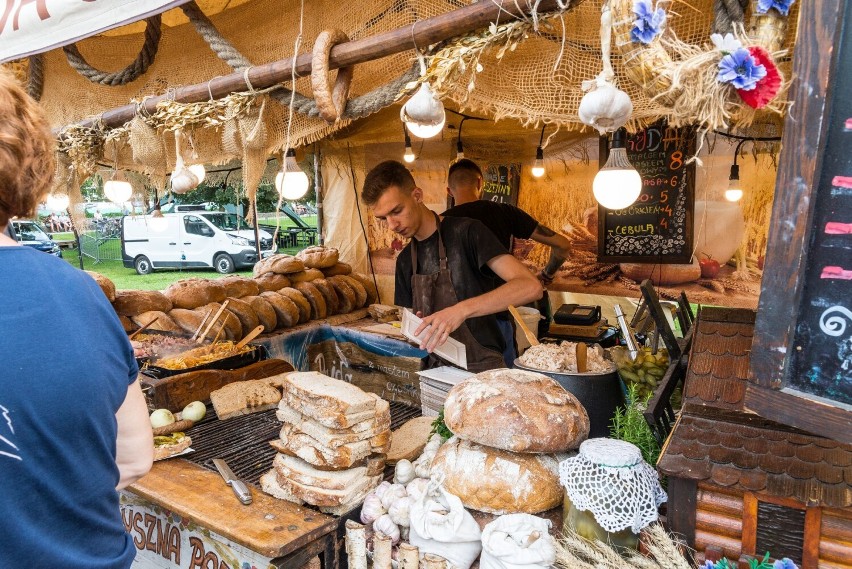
[27,54,44,101]
[712,0,748,34]
[63,15,162,86]
[180,1,252,71]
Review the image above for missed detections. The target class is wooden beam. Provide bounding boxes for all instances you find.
[70,0,563,132]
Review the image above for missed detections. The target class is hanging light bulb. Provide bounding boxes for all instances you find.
[274,149,310,200]
[104,171,133,204]
[400,54,446,139]
[531,125,546,178]
[403,125,416,163]
[725,164,743,202]
[45,192,70,211]
[593,128,641,209]
[187,163,206,185]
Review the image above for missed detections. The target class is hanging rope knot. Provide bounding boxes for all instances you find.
[311,29,355,124]
[63,15,162,86]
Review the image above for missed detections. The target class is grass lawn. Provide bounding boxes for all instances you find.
[256,214,317,229]
[62,245,305,291]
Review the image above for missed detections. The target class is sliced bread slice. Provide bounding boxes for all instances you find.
[277,426,372,469]
[268,440,386,475]
[272,453,367,491]
[280,390,376,429]
[318,475,382,515]
[271,469,377,507]
[276,406,389,448]
[260,469,304,505]
[386,416,435,464]
[283,371,376,415]
[210,380,281,420]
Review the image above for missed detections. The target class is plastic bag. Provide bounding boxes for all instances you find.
[480,513,556,569]
[408,477,481,569]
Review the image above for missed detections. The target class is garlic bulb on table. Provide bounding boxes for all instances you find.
[359,492,385,524]
[406,478,429,502]
[373,514,401,544]
[388,495,414,527]
[393,459,415,485]
[380,484,408,511]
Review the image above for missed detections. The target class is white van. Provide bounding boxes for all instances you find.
[121,212,275,275]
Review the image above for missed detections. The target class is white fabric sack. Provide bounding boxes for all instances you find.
[480,513,556,569]
[408,477,482,569]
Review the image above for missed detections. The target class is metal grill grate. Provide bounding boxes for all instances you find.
[184,400,422,487]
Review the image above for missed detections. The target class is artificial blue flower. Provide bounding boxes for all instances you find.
[756,0,795,16]
[717,47,767,90]
[631,0,667,44]
[773,559,799,569]
[702,561,716,569]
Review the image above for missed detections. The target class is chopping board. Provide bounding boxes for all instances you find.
[141,359,294,411]
[128,459,337,558]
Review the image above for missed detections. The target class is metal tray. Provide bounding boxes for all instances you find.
[141,344,267,379]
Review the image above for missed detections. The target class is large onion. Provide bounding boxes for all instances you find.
[150,409,176,429]
[181,401,207,422]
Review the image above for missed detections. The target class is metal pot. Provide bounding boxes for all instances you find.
[513,359,625,438]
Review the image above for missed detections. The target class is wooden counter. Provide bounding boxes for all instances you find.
[125,459,339,568]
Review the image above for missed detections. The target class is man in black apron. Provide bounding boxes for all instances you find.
[443,159,572,363]
[362,161,542,373]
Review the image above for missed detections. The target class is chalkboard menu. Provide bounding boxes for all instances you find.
[597,122,695,263]
[788,59,852,406]
[480,163,520,206]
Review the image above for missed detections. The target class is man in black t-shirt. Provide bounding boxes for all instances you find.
[361,161,542,372]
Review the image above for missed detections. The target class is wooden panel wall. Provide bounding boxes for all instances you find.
[695,483,745,562]
[820,507,852,569]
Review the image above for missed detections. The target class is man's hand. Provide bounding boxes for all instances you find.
[414,304,470,352]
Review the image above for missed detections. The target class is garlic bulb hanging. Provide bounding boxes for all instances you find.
[400,51,445,139]
[170,129,201,194]
[578,1,633,134]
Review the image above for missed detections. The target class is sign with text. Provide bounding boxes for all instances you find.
[120,493,272,569]
[598,122,695,263]
[481,163,521,206]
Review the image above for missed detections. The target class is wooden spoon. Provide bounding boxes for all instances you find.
[508,305,539,347]
[129,316,160,341]
[234,325,265,351]
[576,342,588,373]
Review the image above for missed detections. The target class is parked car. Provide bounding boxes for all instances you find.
[121,211,275,275]
[12,220,62,257]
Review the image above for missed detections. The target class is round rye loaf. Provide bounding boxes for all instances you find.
[444,368,590,453]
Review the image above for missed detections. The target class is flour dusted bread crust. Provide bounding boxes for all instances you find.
[84,271,116,302]
[348,273,379,305]
[219,276,259,298]
[296,246,339,269]
[444,368,590,453]
[277,287,311,323]
[131,310,184,334]
[253,254,304,277]
[113,290,172,316]
[293,282,328,319]
[430,437,562,514]
[244,296,278,332]
[289,268,324,283]
[321,262,352,277]
[255,272,292,292]
[164,278,227,309]
[168,308,204,335]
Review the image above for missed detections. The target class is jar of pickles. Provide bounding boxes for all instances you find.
[558,439,667,551]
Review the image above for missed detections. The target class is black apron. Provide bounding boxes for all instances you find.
[410,215,505,373]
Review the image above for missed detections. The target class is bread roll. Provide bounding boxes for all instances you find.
[131,310,184,334]
[224,297,261,336]
[349,273,379,305]
[255,272,292,292]
[296,246,339,269]
[444,369,589,453]
[321,262,352,277]
[293,282,327,320]
[312,278,339,315]
[219,276,260,298]
[169,308,205,335]
[430,437,562,515]
[164,278,227,309]
[327,276,356,314]
[112,290,172,316]
[259,292,300,329]
[244,295,278,332]
[289,268,324,283]
[84,271,116,302]
[278,287,311,323]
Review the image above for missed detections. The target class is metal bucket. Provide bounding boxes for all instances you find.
[514,359,625,438]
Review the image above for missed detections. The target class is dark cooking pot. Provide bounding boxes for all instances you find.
[514,359,625,438]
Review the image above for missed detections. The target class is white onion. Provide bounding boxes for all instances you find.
[150,409,176,428]
[181,401,206,422]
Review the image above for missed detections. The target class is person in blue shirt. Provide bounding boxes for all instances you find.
[0,68,153,569]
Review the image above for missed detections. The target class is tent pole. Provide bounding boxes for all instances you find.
[60,0,562,134]
[314,146,323,246]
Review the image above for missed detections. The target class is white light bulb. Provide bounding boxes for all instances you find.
[104,177,133,204]
[592,148,641,209]
[725,188,743,202]
[403,146,416,163]
[274,151,310,200]
[725,164,742,202]
[45,193,70,211]
[531,159,545,178]
[405,115,445,139]
[188,163,206,184]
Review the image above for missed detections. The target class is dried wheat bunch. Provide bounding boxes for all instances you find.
[555,524,693,569]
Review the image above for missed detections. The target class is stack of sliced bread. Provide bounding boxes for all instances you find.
[261,371,391,514]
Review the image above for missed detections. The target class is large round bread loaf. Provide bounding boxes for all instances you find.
[444,369,590,453]
[288,268,324,283]
[337,275,368,307]
[311,278,339,315]
[131,310,183,334]
[292,282,327,320]
[430,437,563,514]
[321,262,352,277]
[296,246,339,268]
[255,273,292,292]
[259,292,300,328]
[253,254,304,277]
[277,288,311,323]
[244,296,278,332]
[84,271,116,302]
[224,297,261,336]
[348,273,378,305]
[112,290,172,316]
[169,308,205,335]
[326,276,356,313]
[164,278,227,309]
[195,303,242,341]
[219,276,260,298]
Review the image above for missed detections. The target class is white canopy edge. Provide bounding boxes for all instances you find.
[0,0,191,63]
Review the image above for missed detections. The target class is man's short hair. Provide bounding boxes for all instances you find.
[448,158,483,190]
[0,68,55,228]
[362,160,416,206]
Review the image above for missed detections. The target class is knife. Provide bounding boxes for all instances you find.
[212,459,252,505]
